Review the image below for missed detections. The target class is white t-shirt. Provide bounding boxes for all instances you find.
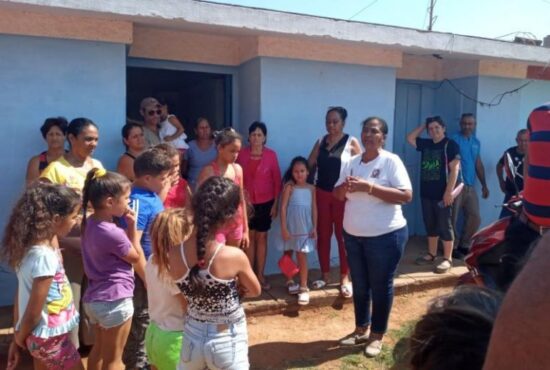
[159,115,189,150]
[335,150,412,237]
[16,246,79,338]
[145,255,185,331]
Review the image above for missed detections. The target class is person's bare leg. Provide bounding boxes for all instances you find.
[428,236,438,258]
[87,325,103,370]
[297,252,308,288]
[256,231,268,284]
[442,240,453,261]
[341,273,350,286]
[33,358,48,370]
[246,230,257,270]
[100,318,132,370]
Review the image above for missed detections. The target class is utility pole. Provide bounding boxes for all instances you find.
[427,0,437,31]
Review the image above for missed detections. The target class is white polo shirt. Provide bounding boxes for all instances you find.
[335,151,412,237]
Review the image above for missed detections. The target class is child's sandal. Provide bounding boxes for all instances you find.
[298,287,310,305]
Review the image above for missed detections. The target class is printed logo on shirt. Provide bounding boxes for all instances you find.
[371,169,381,178]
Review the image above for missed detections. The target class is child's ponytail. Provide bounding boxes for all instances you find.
[82,168,131,230]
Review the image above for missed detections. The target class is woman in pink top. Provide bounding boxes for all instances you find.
[237,121,282,290]
[197,128,249,249]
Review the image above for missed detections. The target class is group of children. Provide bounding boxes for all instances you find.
[3,126,319,370]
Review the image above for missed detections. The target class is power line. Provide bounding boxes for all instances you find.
[425,58,550,108]
[348,0,380,20]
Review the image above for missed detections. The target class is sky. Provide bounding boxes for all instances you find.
[207,0,550,41]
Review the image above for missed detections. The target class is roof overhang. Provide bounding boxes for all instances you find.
[1,0,549,66]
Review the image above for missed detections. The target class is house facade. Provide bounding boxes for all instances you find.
[1,0,549,304]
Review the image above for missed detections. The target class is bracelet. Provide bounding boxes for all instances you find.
[368,182,374,194]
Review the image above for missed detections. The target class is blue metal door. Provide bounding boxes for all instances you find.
[393,80,436,235]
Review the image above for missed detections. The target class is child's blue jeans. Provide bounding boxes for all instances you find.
[178,317,249,370]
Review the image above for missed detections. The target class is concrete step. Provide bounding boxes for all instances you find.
[243,235,467,316]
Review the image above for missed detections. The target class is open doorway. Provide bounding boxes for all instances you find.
[126,67,232,138]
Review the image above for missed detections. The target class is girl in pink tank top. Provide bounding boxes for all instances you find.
[197,128,248,249]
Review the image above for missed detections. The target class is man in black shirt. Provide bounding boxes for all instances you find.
[496,129,528,218]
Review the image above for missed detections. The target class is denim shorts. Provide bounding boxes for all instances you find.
[84,297,134,329]
[178,317,249,370]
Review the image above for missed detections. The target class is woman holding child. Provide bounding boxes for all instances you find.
[334,117,412,357]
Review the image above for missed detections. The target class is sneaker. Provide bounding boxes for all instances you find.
[298,288,309,305]
[339,331,369,346]
[435,258,452,274]
[415,253,436,266]
[365,339,383,357]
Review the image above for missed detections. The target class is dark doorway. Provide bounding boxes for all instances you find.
[126,67,232,138]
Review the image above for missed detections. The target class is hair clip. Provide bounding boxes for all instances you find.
[197,259,206,268]
[92,168,107,180]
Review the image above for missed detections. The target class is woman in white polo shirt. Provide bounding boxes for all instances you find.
[333,116,412,358]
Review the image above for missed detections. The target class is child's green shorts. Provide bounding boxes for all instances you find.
[145,321,183,370]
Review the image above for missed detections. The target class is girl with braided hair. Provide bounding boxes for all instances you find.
[3,182,83,370]
[197,128,249,249]
[169,176,260,370]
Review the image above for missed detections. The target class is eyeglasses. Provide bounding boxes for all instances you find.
[147,109,161,117]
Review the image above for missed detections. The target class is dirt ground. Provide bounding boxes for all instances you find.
[1,287,450,370]
[247,287,451,370]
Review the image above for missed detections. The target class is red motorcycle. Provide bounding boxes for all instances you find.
[458,197,541,291]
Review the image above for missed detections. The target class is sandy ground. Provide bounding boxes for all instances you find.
[1,287,451,370]
[247,287,450,369]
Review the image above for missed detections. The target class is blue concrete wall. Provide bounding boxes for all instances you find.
[0,34,127,306]
[519,80,550,124]
[255,57,397,274]
[434,77,479,134]
[237,58,261,133]
[476,77,550,227]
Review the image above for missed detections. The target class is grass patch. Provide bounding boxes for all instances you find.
[341,320,417,370]
[341,353,369,369]
[373,320,416,369]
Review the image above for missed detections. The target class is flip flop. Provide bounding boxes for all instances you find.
[312,280,327,289]
[341,283,353,298]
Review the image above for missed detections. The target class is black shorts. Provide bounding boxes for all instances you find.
[249,200,275,232]
[421,197,454,241]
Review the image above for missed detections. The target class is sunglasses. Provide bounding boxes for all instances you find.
[147,109,161,117]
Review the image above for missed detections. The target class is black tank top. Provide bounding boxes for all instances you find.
[124,152,136,160]
[316,134,349,192]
